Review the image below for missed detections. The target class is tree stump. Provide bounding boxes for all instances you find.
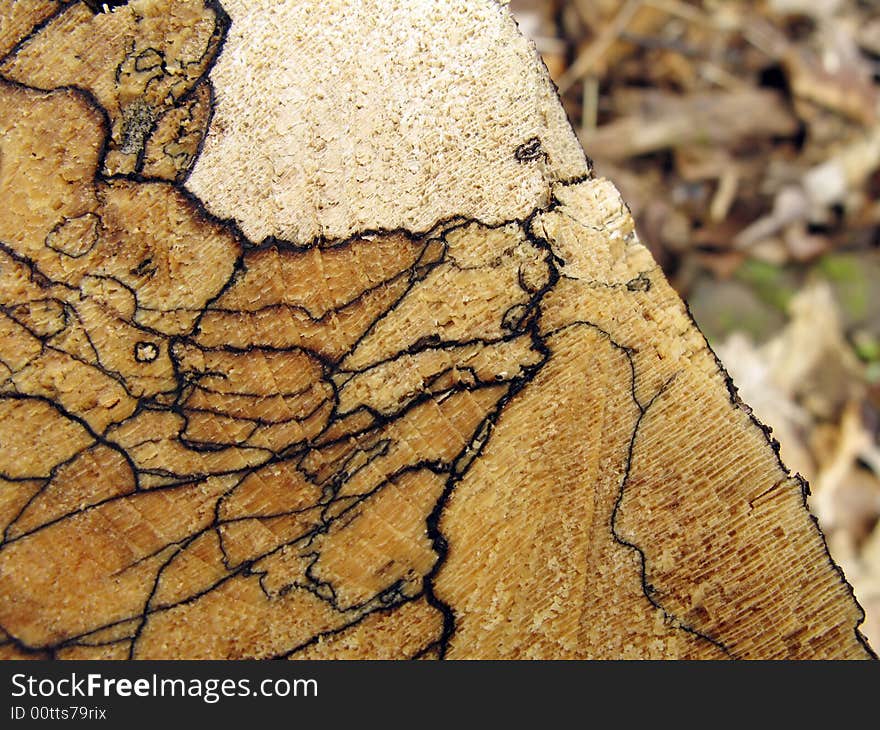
[0,0,873,659]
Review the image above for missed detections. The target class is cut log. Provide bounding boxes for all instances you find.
[0,0,873,660]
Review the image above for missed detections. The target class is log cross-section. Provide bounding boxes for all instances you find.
[0,0,872,660]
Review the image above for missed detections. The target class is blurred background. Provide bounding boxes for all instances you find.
[509,0,880,650]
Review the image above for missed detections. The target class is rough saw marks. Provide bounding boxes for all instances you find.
[186,0,590,244]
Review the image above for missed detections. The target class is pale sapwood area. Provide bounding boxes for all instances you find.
[0,0,873,659]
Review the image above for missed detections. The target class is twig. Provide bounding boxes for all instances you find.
[643,0,714,28]
[581,76,599,134]
[557,0,644,94]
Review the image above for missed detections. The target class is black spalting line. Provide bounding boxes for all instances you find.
[4,0,230,178]
[0,2,73,67]
[540,320,734,658]
[420,206,561,657]
[531,190,736,658]
[0,392,142,529]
